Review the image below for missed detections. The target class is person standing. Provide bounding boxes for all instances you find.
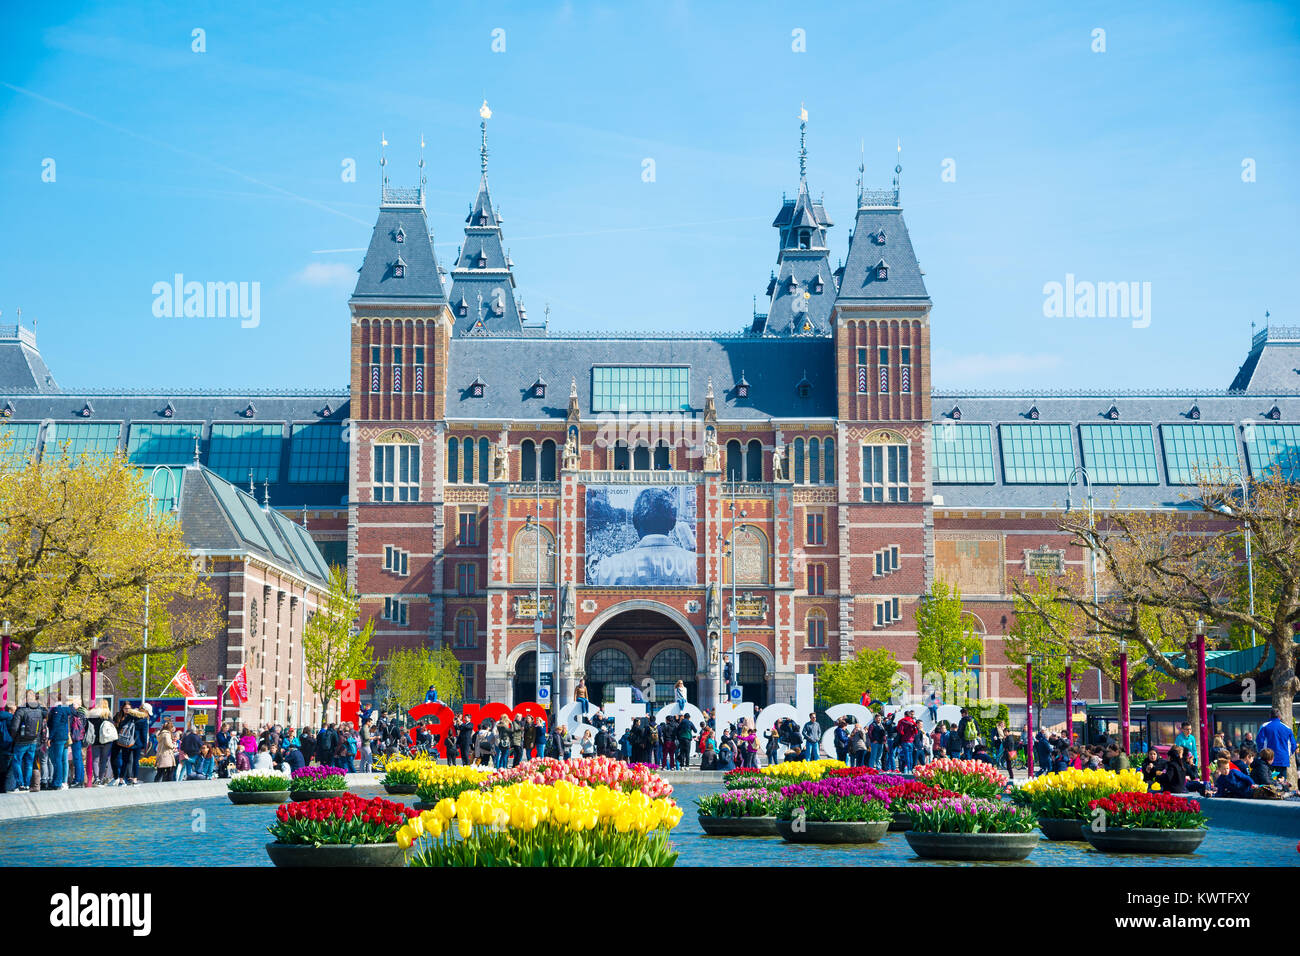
[1256,709,1297,785]
[867,714,886,769]
[0,702,16,792]
[8,693,46,792]
[897,710,920,773]
[802,714,820,762]
[1173,721,1199,772]
[155,719,178,782]
[47,696,75,790]
[677,712,696,769]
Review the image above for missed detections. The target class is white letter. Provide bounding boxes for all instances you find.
[1091,27,1106,53]
[41,158,56,182]
[152,281,172,318]
[791,28,806,53]
[1042,281,1063,318]
[1131,282,1151,329]
[1241,158,1255,183]
[941,157,956,182]
[641,158,656,183]
[491,27,506,53]
[241,281,260,329]
[191,28,206,53]
[341,158,356,183]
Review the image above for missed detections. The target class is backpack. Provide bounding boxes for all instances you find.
[98,719,118,744]
[83,720,96,747]
[15,706,42,742]
[116,717,137,749]
[70,714,86,742]
[649,727,659,745]
[964,720,978,741]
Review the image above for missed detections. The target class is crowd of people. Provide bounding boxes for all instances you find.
[4,688,1296,797]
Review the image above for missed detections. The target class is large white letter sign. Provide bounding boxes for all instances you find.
[751,673,814,737]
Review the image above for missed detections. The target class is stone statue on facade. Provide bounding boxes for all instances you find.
[494,441,510,481]
[562,427,580,471]
[709,631,720,669]
[706,582,721,630]
[703,427,720,472]
[772,442,786,481]
[561,580,576,628]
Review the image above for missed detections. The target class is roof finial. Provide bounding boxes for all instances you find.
[379,131,388,201]
[248,470,254,495]
[192,434,200,465]
[302,505,309,530]
[262,480,270,511]
[857,138,865,204]
[893,138,902,201]
[798,103,808,181]
[479,100,492,176]
[418,132,427,201]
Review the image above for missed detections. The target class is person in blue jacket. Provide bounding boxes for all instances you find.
[1212,756,1254,797]
[1255,710,1296,780]
[47,698,76,790]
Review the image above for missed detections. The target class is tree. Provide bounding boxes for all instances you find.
[913,579,984,705]
[380,646,463,712]
[0,444,221,686]
[814,647,900,710]
[302,565,376,714]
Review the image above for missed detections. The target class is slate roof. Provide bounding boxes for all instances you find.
[928,391,1292,510]
[0,325,59,392]
[448,175,526,336]
[754,179,837,337]
[1227,327,1300,393]
[446,334,837,421]
[350,198,447,304]
[834,191,930,303]
[178,464,330,585]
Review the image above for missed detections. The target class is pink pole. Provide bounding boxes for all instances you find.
[1119,651,1130,755]
[1025,659,1034,778]
[90,648,99,705]
[1196,634,1210,782]
[215,679,224,732]
[1062,663,1073,747]
[1,637,9,707]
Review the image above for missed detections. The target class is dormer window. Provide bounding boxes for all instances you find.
[799,229,811,249]
[457,296,469,317]
[394,226,405,243]
[531,377,547,399]
[1028,405,1040,421]
[1267,404,1282,421]
[320,403,333,418]
[1106,404,1120,421]
[812,275,824,293]
[876,230,886,245]
[950,405,962,421]
[787,275,799,292]
[392,255,406,278]
[470,376,486,398]
[736,372,750,400]
[874,259,889,280]
[79,401,94,418]
[796,372,812,399]
[242,402,257,419]
[162,402,175,419]
[1,401,13,418]
[478,213,489,226]
[1188,403,1201,420]
[477,249,488,268]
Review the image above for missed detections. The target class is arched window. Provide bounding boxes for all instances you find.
[809,437,821,484]
[653,441,670,470]
[613,441,629,470]
[511,525,556,584]
[463,437,474,483]
[824,438,835,483]
[446,437,459,483]
[650,648,695,689]
[793,438,805,484]
[633,444,650,470]
[520,439,537,481]
[729,526,769,585]
[478,438,490,483]
[588,648,632,685]
[455,609,477,648]
[726,440,742,481]
[540,440,557,481]
[806,609,827,648]
[745,440,762,481]
[739,652,766,685]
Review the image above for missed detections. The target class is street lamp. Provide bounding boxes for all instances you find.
[1194,617,1209,783]
[723,494,747,703]
[1060,654,1074,748]
[1,618,15,708]
[1065,467,1103,704]
[1222,472,1255,648]
[1025,654,1035,778]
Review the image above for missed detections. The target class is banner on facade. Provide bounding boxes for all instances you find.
[585,485,697,586]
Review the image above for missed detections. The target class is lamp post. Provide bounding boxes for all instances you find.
[141,466,180,705]
[1025,656,1034,778]
[1060,655,1073,747]
[1,618,13,707]
[724,494,747,703]
[1118,639,1131,754]
[1065,467,1102,703]
[1223,472,1256,647]
[1194,617,1209,783]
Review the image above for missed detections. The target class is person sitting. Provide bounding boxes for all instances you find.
[1212,756,1254,797]
[1140,750,1164,786]
[252,743,274,770]
[1252,748,1278,786]
[187,744,216,780]
[971,744,996,766]
[1155,745,1188,793]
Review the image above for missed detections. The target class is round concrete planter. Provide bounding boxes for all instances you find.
[290,787,349,802]
[1082,826,1208,855]
[227,790,289,805]
[137,767,157,783]
[776,819,890,844]
[1038,816,1088,841]
[697,815,780,837]
[383,783,418,795]
[905,830,1040,861]
[888,813,911,832]
[265,842,406,867]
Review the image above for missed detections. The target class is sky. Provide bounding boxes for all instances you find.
[1,0,1297,392]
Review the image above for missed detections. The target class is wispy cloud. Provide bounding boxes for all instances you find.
[293,262,356,286]
[932,351,1064,387]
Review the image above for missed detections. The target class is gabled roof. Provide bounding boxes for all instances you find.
[351,201,447,304]
[179,465,331,585]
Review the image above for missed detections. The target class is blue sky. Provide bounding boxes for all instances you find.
[1,1,1297,391]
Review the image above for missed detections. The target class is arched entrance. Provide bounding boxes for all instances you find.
[512,652,537,707]
[739,652,768,709]
[580,606,699,707]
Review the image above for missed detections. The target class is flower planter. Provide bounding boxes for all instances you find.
[228,790,290,805]
[1037,816,1088,841]
[904,830,1040,861]
[290,788,350,802]
[1081,826,1208,855]
[138,768,157,783]
[776,819,890,844]
[888,813,911,832]
[264,841,406,867]
[697,815,780,837]
[383,783,418,795]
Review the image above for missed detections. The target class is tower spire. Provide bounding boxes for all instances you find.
[479,100,492,176]
[418,132,427,203]
[798,103,808,181]
[379,131,388,201]
[893,138,902,201]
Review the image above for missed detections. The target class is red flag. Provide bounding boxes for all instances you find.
[168,665,198,699]
[228,665,249,706]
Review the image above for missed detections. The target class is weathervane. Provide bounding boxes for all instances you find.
[379,131,389,200]
[798,103,808,180]
[479,100,492,175]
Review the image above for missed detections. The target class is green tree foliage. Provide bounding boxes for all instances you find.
[913,579,983,701]
[813,647,900,710]
[302,565,376,711]
[380,646,464,712]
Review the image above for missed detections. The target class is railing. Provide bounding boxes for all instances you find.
[381,186,423,206]
[721,482,773,496]
[507,482,560,496]
[0,324,37,347]
[1253,325,1300,349]
[859,187,900,208]
[578,470,699,484]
